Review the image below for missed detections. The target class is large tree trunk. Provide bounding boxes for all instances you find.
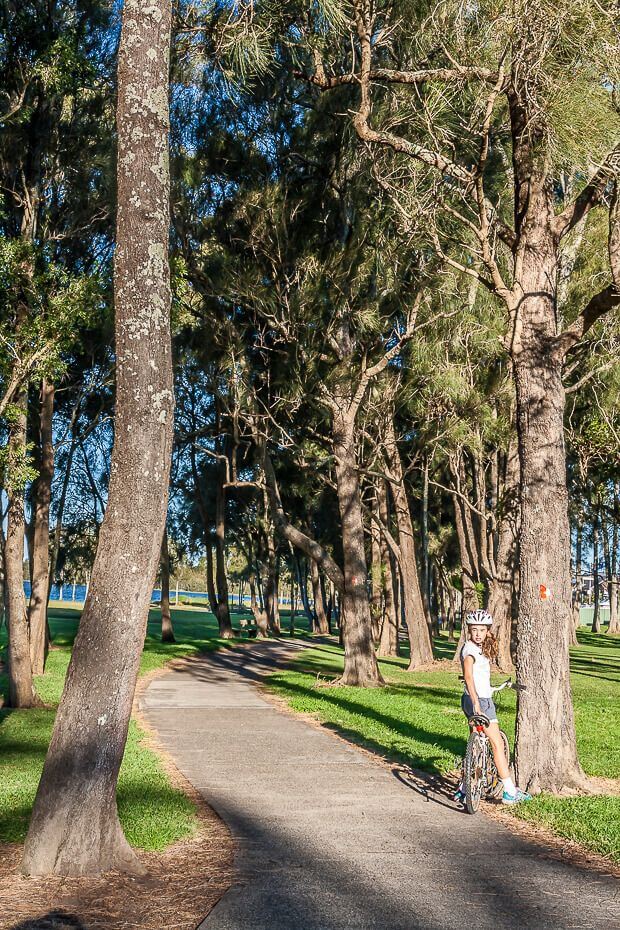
[384,420,433,668]
[5,386,41,708]
[28,380,55,675]
[377,480,398,657]
[160,526,175,643]
[333,410,383,686]
[310,558,329,634]
[512,245,585,792]
[22,0,174,876]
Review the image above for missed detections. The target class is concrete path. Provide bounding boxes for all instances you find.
[142,641,619,930]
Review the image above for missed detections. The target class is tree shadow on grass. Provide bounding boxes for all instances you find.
[8,911,87,930]
[268,675,466,773]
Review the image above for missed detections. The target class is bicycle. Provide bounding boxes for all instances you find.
[460,678,516,815]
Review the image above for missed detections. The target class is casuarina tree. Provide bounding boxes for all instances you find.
[22,0,174,875]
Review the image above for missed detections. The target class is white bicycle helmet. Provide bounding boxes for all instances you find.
[465,608,493,626]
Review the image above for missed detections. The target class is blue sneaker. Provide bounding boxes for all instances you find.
[502,788,532,805]
[453,787,466,804]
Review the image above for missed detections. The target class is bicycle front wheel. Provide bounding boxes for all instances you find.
[464,732,485,814]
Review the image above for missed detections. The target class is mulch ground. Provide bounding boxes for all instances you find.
[0,801,232,930]
[0,661,235,930]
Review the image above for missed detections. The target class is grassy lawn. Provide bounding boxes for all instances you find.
[265,629,620,863]
[0,604,258,850]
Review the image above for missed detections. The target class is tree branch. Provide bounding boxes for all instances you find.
[554,147,620,239]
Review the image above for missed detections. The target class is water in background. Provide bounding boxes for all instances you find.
[22,581,287,608]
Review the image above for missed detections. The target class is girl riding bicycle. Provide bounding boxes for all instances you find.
[454,609,531,806]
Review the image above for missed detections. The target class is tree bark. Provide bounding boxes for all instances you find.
[294,552,315,626]
[333,409,383,685]
[377,480,398,657]
[214,458,233,638]
[22,0,174,876]
[369,491,382,643]
[204,541,218,617]
[160,527,175,643]
[28,380,55,675]
[5,386,41,708]
[383,419,433,668]
[600,501,614,634]
[263,511,281,635]
[608,487,620,634]
[486,440,519,671]
[573,517,583,639]
[310,557,329,634]
[249,572,269,636]
[592,510,601,633]
[511,237,585,792]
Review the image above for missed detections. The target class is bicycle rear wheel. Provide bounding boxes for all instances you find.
[464,732,485,814]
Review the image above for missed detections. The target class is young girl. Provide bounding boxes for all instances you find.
[454,609,531,805]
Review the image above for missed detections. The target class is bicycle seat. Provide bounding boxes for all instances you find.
[468,713,490,728]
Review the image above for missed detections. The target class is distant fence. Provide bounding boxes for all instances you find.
[21,582,608,622]
[22,582,290,608]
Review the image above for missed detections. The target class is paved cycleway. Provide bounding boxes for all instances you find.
[142,641,619,930]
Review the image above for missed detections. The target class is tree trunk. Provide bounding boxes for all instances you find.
[512,286,585,792]
[205,541,218,617]
[486,437,520,670]
[369,489,382,642]
[421,457,431,613]
[451,486,481,662]
[293,551,314,627]
[0,531,6,631]
[377,481,398,657]
[608,491,620,634]
[310,558,329,634]
[289,575,296,635]
[160,527,175,643]
[592,511,601,633]
[22,0,174,876]
[333,410,383,686]
[263,521,280,635]
[5,386,41,708]
[214,461,233,638]
[573,518,583,640]
[249,572,268,636]
[600,502,613,635]
[28,380,55,675]
[383,419,433,668]
[48,423,78,606]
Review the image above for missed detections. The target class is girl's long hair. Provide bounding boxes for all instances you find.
[482,630,499,662]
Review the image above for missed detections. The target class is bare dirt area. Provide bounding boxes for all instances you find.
[0,792,233,930]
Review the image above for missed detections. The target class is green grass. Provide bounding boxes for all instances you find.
[265,629,620,863]
[0,604,256,850]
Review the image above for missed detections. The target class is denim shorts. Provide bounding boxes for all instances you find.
[461,693,497,723]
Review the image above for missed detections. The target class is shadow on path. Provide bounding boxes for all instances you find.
[145,640,620,930]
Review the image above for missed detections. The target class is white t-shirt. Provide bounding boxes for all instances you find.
[461,641,492,698]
